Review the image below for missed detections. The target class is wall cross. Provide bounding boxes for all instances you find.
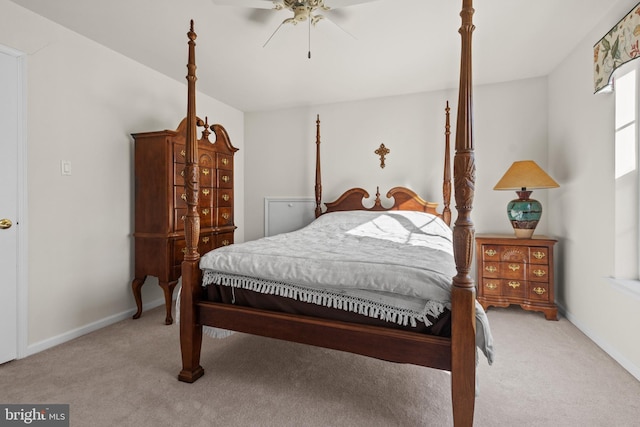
[375,143,390,169]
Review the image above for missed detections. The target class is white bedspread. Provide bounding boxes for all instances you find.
[198,210,494,364]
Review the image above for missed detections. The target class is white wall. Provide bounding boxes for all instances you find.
[244,77,550,242]
[0,0,244,353]
[548,0,640,380]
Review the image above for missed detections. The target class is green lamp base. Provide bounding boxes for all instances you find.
[507,190,541,239]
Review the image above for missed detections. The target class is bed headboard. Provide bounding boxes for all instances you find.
[323,186,439,214]
[314,102,453,226]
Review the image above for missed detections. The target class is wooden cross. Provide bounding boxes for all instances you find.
[375,143,390,168]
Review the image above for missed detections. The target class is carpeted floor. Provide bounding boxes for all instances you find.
[1,305,639,426]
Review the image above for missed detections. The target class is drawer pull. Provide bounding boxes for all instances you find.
[202,208,210,215]
[508,281,521,289]
[485,282,498,290]
[485,266,497,273]
[222,194,230,202]
[532,251,546,260]
[533,287,547,295]
[484,249,497,256]
[181,215,186,221]
[202,168,210,176]
[533,269,546,277]
[181,193,187,201]
[222,213,230,220]
[182,248,187,255]
[202,237,210,243]
[222,175,231,183]
[221,239,230,246]
[202,189,210,196]
[181,170,185,177]
[508,264,520,271]
[180,149,186,158]
[222,158,229,166]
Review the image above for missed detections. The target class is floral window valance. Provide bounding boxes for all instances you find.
[594,2,640,93]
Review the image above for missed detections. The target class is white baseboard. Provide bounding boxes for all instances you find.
[22,297,640,383]
[558,303,640,382]
[24,297,165,358]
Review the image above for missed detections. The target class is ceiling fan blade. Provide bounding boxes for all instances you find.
[263,20,287,47]
[211,0,276,9]
[247,9,275,24]
[324,8,349,25]
[323,0,380,8]
[324,15,357,40]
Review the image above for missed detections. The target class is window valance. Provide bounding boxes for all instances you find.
[594,2,640,93]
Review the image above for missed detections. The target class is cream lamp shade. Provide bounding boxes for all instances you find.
[494,161,559,238]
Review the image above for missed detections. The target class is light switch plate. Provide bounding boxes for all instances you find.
[61,160,72,176]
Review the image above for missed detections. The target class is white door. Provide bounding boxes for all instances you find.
[0,49,20,364]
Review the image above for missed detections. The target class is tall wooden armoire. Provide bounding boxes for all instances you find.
[131,118,238,324]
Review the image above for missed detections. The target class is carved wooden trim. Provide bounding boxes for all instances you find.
[453,0,476,286]
[184,20,200,262]
[323,186,440,218]
[442,101,452,226]
[314,115,322,218]
[179,19,204,384]
[451,1,477,426]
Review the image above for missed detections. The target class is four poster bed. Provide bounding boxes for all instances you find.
[178,1,484,425]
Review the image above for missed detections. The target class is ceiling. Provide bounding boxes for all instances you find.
[9,0,624,112]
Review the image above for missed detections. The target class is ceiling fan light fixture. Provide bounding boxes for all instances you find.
[310,14,324,26]
[252,0,370,53]
[293,5,310,22]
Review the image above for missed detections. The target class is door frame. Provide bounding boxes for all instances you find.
[1,44,28,359]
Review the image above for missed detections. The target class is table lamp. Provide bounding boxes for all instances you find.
[493,160,559,238]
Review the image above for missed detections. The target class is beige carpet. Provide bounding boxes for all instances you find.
[1,306,639,426]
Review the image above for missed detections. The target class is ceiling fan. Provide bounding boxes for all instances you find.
[211,0,380,57]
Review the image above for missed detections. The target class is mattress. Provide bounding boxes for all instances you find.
[196,210,494,363]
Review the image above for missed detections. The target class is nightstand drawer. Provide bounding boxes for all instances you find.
[479,278,501,296]
[528,283,551,302]
[481,245,501,261]
[528,264,549,282]
[529,247,549,264]
[481,262,526,279]
[500,246,528,263]
[501,262,525,279]
[478,278,526,299]
[481,262,500,278]
[504,279,526,298]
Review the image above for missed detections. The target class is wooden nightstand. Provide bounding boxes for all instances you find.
[475,234,558,320]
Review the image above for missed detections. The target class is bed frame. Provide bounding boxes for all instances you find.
[178,1,477,425]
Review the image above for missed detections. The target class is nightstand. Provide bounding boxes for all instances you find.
[475,234,558,320]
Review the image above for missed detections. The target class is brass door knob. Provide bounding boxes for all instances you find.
[0,218,13,229]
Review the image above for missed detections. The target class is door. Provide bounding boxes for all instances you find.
[0,49,20,364]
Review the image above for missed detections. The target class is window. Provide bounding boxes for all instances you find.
[615,69,637,179]
[614,65,639,280]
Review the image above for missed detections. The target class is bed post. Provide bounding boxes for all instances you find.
[314,114,322,218]
[442,101,452,226]
[451,0,476,426]
[179,20,204,383]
